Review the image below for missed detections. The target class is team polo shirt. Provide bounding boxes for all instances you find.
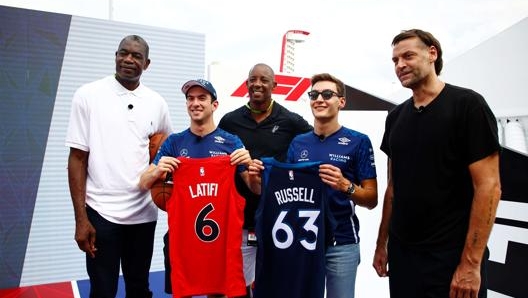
[65,75,172,224]
[153,127,245,171]
[286,127,377,245]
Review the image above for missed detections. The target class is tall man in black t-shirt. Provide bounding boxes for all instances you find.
[373,29,501,298]
[218,63,312,297]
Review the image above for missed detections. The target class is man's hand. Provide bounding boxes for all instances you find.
[230,148,251,166]
[449,262,481,298]
[372,244,389,277]
[75,219,97,258]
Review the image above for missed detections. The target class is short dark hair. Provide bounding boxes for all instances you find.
[392,29,443,75]
[119,35,150,59]
[311,73,346,97]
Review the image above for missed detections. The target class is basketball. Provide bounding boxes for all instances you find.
[149,132,169,163]
[151,177,172,211]
[149,132,170,210]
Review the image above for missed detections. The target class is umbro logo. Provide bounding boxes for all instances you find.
[338,137,351,145]
[214,136,226,144]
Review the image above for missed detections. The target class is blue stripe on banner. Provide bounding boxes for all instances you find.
[0,5,71,288]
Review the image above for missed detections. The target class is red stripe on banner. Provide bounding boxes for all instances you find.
[274,85,293,95]
[275,74,302,85]
[285,78,311,101]
[231,81,248,97]
[230,74,311,101]
[0,282,75,298]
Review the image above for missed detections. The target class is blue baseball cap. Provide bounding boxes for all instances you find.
[181,79,217,100]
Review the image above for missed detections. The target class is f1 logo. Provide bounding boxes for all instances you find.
[231,74,311,101]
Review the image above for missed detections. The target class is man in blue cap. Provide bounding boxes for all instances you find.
[140,79,255,297]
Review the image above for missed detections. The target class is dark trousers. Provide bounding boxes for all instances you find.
[86,206,156,298]
[388,237,488,298]
[163,231,172,294]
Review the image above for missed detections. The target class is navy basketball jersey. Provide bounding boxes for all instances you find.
[254,157,333,298]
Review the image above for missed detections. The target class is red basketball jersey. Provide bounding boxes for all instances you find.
[167,156,246,297]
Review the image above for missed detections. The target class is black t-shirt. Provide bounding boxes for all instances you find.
[380,84,500,250]
[218,102,312,228]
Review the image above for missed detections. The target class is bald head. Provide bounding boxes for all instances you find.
[248,63,275,78]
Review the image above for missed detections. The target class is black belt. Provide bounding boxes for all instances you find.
[329,239,356,246]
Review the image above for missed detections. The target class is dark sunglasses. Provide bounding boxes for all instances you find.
[307,89,341,100]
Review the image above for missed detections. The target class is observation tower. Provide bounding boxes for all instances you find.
[279,30,310,73]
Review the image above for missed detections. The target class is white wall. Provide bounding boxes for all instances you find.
[442,17,528,118]
[387,17,528,118]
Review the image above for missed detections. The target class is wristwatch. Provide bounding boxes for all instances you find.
[345,183,356,196]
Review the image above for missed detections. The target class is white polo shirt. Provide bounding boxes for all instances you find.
[66,75,172,224]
